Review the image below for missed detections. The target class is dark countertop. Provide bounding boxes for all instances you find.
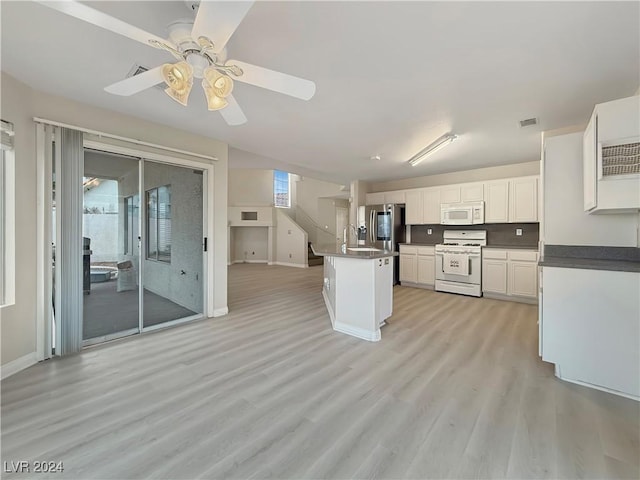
[483,245,539,250]
[400,243,538,250]
[539,256,640,273]
[310,243,398,259]
[539,245,640,273]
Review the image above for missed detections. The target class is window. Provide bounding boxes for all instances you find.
[274,170,290,208]
[146,185,171,262]
[1,120,15,306]
[124,194,139,256]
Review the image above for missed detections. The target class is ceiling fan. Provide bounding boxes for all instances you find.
[35,1,316,126]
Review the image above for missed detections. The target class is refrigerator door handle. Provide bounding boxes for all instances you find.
[370,209,375,243]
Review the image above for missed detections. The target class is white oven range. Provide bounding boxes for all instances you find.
[435,230,487,297]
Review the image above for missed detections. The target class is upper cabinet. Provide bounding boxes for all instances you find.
[484,180,509,223]
[461,183,484,202]
[509,176,538,223]
[484,177,538,223]
[439,186,461,204]
[365,190,406,205]
[373,175,539,225]
[583,95,640,214]
[404,190,423,224]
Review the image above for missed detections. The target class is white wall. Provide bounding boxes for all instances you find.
[0,72,228,367]
[232,227,269,263]
[228,169,274,206]
[275,210,308,267]
[543,131,638,246]
[368,160,540,192]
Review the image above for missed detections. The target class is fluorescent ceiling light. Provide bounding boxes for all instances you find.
[408,133,458,166]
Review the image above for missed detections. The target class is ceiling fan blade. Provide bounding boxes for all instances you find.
[191,1,254,54]
[229,60,316,101]
[104,66,164,96]
[219,95,247,126]
[35,1,177,50]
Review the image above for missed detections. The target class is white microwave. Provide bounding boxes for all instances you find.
[441,202,484,225]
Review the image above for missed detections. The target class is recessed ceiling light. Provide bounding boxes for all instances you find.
[370,155,381,161]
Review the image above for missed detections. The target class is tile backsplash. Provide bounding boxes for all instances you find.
[410,223,539,247]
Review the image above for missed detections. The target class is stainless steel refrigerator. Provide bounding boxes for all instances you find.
[364,204,406,285]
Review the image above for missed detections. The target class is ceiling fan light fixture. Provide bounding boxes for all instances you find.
[203,67,233,98]
[164,82,193,106]
[202,79,229,111]
[162,61,193,94]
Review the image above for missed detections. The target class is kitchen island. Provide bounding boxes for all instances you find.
[311,244,398,341]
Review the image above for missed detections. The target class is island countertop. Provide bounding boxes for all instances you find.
[310,243,399,259]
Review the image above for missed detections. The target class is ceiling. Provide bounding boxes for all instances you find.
[2,1,639,184]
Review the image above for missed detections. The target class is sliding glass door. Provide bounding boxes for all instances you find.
[142,162,204,329]
[82,151,141,344]
[81,152,204,345]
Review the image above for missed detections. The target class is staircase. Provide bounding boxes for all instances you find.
[308,242,324,266]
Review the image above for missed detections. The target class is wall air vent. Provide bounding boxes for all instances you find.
[602,142,640,176]
[519,117,538,128]
[126,64,165,91]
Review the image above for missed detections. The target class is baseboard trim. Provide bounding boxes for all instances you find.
[322,289,380,342]
[400,282,434,290]
[334,321,381,342]
[213,306,229,317]
[273,262,308,269]
[1,352,38,380]
[483,292,538,305]
[230,260,269,265]
[555,365,639,401]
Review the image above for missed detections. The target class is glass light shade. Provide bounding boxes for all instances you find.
[203,67,233,98]
[164,80,193,106]
[202,80,228,111]
[162,61,193,94]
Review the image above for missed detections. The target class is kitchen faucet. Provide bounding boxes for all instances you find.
[343,224,357,246]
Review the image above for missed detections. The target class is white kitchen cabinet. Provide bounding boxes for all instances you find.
[365,192,385,206]
[583,95,640,213]
[385,190,406,204]
[541,267,640,398]
[482,248,538,302]
[404,190,423,225]
[422,188,441,224]
[440,185,461,204]
[583,113,597,211]
[482,260,508,294]
[400,245,434,287]
[399,252,417,283]
[461,183,484,202]
[417,256,435,285]
[509,176,538,223]
[484,180,509,223]
[484,177,538,223]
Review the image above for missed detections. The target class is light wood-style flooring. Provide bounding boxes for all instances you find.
[2,264,639,479]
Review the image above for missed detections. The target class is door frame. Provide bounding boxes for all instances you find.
[36,133,215,358]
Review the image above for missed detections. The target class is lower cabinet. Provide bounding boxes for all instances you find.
[399,245,435,287]
[482,249,538,302]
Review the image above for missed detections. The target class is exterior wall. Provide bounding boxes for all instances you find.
[368,160,540,192]
[0,72,228,367]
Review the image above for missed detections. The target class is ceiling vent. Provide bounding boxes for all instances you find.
[519,117,538,128]
[126,64,165,91]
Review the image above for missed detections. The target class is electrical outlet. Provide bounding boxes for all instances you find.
[427,228,433,235]
[516,228,523,236]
